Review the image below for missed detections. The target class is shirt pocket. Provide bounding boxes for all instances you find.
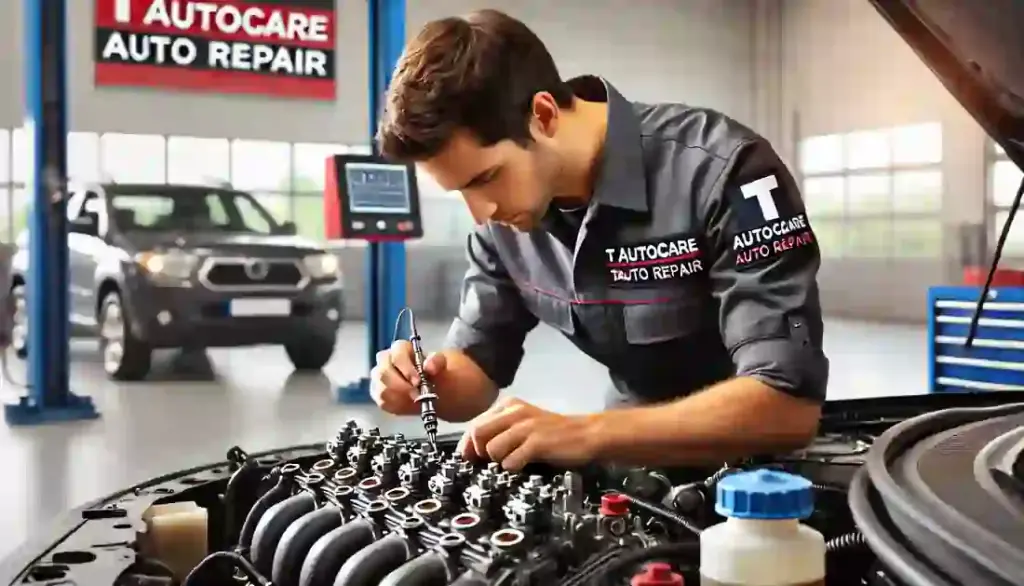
[521,287,576,336]
[623,297,705,345]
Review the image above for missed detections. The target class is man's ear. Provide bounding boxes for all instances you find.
[530,92,560,138]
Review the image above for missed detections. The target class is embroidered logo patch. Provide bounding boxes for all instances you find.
[728,173,816,267]
[604,235,704,286]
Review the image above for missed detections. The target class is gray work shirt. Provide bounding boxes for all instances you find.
[445,76,829,407]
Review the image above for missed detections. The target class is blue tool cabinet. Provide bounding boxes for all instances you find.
[928,286,1024,393]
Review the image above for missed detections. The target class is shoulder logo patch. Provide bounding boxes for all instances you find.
[604,235,704,286]
[729,173,816,267]
[740,174,781,221]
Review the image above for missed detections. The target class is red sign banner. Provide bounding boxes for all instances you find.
[94,0,337,100]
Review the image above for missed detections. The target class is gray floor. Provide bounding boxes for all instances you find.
[0,318,927,560]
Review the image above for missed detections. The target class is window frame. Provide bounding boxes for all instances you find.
[986,140,1024,257]
[797,123,944,260]
[0,127,472,246]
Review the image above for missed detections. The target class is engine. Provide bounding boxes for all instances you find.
[173,420,874,586]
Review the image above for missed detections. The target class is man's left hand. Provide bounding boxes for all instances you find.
[456,397,602,471]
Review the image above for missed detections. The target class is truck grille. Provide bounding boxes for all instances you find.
[199,258,307,291]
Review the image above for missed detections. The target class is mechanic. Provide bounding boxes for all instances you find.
[370,9,829,472]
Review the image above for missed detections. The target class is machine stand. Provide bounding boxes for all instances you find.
[5,0,99,425]
[336,0,408,404]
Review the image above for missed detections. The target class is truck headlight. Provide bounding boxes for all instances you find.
[136,250,198,284]
[304,253,340,280]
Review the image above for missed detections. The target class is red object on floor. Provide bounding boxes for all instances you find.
[631,562,685,586]
[963,266,1024,287]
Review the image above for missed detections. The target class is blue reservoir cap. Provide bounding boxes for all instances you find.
[715,469,814,520]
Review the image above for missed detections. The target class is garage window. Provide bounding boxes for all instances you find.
[291,143,346,242]
[68,132,101,183]
[11,127,29,184]
[988,142,1024,256]
[230,140,291,192]
[293,143,346,191]
[0,129,9,241]
[101,133,167,183]
[168,136,230,185]
[0,187,28,243]
[0,129,9,184]
[798,122,944,260]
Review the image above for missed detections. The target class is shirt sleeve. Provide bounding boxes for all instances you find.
[700,138,830,402]
[443,225,539,388]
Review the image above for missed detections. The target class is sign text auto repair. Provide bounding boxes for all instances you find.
[94,0,337,99]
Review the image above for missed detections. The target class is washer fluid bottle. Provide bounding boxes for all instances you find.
[699,469,825,586]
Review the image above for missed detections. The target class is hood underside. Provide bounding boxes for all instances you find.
[868,0,1024,169]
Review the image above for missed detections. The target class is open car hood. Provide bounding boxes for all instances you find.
[868,0,1024,168]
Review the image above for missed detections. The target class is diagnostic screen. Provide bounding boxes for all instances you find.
[345,163,412,214]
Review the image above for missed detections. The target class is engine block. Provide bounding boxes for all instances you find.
[212,421,699,586]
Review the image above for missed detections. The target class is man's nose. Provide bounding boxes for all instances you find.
[465,196,498,224]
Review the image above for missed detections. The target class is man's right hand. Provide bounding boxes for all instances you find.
[370,340,448,416]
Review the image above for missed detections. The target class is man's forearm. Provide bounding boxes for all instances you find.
[433,349,500,423]
[590,377,821,467]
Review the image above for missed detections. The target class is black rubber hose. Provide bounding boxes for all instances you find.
[223,453,261,548]
[846,466,951,586]
[610,491,703,535]
[299,519,376,586]
[333,533,411,586]
[251,492,316,576]
[182,550,270,586]
[594,542,699,584]
[238,473,292,551]
[272,507,345,586]
[378,552,449,586]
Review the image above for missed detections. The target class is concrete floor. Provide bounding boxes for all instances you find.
[0,318,927,560]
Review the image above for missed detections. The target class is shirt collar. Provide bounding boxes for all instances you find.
[566,76,649,213]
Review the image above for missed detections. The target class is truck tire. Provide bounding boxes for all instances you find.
[99,291,152,381]
[10,282,27,359]
[284,335,336,371]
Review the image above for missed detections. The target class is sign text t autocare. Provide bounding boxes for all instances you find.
[94,0,337,99]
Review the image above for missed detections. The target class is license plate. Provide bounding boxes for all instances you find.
[229,298,291,317]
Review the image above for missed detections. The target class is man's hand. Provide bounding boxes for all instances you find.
[456,397,601,471]
[370,340,447,416]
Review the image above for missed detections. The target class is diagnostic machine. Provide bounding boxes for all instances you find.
[325,155,423,241]
[324,154,423,402]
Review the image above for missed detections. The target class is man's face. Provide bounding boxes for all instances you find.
[418,102,563,232]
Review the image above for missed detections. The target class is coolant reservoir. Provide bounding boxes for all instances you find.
[139,502,208,581]
[699,470,825,586]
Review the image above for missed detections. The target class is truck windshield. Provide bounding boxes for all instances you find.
[108,186,280,234]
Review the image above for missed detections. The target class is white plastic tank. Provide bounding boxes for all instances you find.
[700,469,826,586]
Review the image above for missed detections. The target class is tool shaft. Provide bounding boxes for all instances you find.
[410,335,439,447]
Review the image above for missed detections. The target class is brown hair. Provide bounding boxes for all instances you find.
[376,9,575,161]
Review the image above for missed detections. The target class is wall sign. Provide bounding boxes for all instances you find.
[94,0,337,100]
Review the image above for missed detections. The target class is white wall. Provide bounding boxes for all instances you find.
[0,0,758,142]
[771,0,990,322]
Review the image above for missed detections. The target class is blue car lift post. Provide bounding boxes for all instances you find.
[336,0,408,403]
[4,0,99,425]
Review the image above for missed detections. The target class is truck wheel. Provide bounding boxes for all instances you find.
[284,335,336,371]
[10,283,28,359]
[99,291,152,381]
